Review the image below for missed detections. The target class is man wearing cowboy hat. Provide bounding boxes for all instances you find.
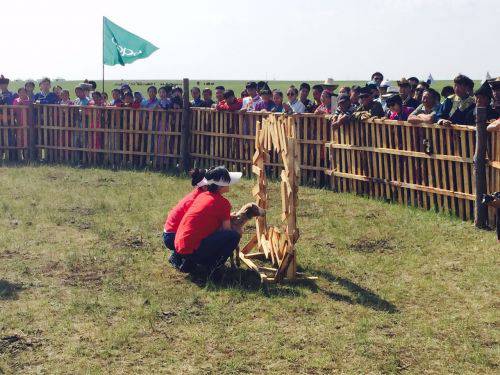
[397,78,420,109]
[322,78,339,109]
[0,75,15,105]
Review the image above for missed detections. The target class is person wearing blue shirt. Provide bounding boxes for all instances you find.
[33,77,59,104]
[190,87,204,107]
[0,75,15,105]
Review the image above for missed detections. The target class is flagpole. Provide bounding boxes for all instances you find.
[102,16,105,94]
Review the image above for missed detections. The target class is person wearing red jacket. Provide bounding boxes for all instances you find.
[215,90,243,111]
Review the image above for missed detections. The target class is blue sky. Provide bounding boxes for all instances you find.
[3,0,499,81]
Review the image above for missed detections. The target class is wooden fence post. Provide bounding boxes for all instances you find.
[474,106,488,229]
[180,78,191,172]
[28,104,36,162]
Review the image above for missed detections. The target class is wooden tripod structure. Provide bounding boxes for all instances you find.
[239,115,317,283]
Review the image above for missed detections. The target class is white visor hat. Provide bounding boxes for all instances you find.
[205,172,242,187]
[196,178,209,188]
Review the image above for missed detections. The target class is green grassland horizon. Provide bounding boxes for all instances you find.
[6,79,475,100]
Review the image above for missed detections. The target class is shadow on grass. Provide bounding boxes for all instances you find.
[0,279,24,300]
[187,266,398,311]
[306,269,398,313]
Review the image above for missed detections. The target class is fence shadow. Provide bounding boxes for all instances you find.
[0,279,24,300]
[305,268,398,313]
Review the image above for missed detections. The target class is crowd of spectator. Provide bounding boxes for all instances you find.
[0,72,499,129]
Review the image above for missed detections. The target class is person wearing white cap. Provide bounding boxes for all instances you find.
[171,166,243,275]
[163,168,209,253]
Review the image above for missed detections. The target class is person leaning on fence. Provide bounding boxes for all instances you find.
[314,90,334,114]
[299,82,315,113]
[254,89,275,112]
[172,166,243,276]
[353,86,385,120]
[215,90,243,111]
[213,85,225,107]
[110,89,123,107]
[163,168,208,254]
[122,92,135,108]
[59,90,73,105]
[310,84,323,112]
[283,86,306,114]
[158,86,171,109]
[408,88,441,124]
[142,86,160,109]
[201,88,214,108]
[330,94,353,128]
[74,85,90,106]
[190,87,204,107]
[436,74,475,126]
[24,80,35,101]
[385,94,414,121]
[241,81,262,111]
[271,90,285,113]
[397,78,420,109]
[0,75,16,105]
[32,77,59,104]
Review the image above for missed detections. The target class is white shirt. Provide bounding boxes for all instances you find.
[288,99,306,114]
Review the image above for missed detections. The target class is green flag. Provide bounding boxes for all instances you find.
[103,17,158,66]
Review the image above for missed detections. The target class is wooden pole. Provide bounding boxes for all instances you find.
[28,104,36,162]
[474,106,488,229]
[180,78,191,172]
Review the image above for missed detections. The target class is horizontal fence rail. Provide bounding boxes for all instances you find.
[0,104,498,226]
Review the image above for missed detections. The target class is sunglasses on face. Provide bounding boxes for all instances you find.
[287,93,295,97]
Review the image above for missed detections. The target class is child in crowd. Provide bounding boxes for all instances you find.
[59,90,73,105]
[122,92,135,107]
[158,86,171,109]
[142,86,160,109]
[254,89,275,111]
[386,94,414,121]
[12,88,31,148]
[110,89,123,107]
[102,92,109,106]
[24,81,35,100]
[133,92,144,108]
[271,90,284,113]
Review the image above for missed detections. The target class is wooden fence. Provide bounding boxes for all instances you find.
[0,104,498,226]
[33,104,182,170]
[0,105,31,161]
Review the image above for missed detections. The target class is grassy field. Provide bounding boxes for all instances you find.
[0,166,498,374]
[6,79,466,100]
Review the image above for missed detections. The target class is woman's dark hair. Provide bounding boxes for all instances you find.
[189,168,207,187]
[299,82,310,91]
[205,166,230,192]
[424,88,440,103]
[273,89,283,98]
[454,74,474,90]
[223,90,235,99]
[312,84,324,92]
[441,86,454,98]
[215,86,225,91]
[88,81,97,90]
[288,86,299,96]
[386,94,403,108]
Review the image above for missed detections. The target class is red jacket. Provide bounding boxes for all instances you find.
[216,98,243,111]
